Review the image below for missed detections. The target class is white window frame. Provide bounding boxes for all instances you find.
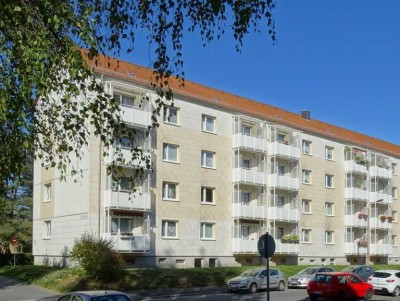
[115,93,140,109]
[163,106,178,124]
[325,146,334,160]
[201,187,215,204]
[392,163,398,175]
[393,187,398,199]
[43,220,51,239]
[325,174,334,188]
[163,143,178,162]
[302,199,312,214]
[200,222,215,240]
[302,169,312,184]
[163,182,178,201]
[301,229,311,243]
[162,220,179,239]
[325,202,334,216]
[392,235,397,247]
[325,230,334,244]
[392,211,397,222]
[202,115,216,133]
[201,150,215,168]
[43,183,51,202]
[302,140,312,155]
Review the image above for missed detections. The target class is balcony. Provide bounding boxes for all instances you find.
[232,203,266,219]
[267,207,299,222]
[103,233,151,252]
[370,217,392,230]
[345,160,368,174]
[232,168,266,186]
[370,243,391,255]
[106,147,151,167]
[268,142,300,159]
[232,133,266,152]
[232,238,258,254]
[275,240,299,254]
[120,106,152,128]
[344,188,368,201]
[370,191,392,204]
[370,166,393,179]
[344,242,367,255]
[268,174,299,191]
[344,214,368,228]
[104,190,151,210]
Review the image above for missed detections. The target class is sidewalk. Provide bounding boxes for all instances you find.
[128,286,226,300]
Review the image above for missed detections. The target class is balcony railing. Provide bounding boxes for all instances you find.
[370,191,392,204]
[344,160,368,174]
[103,233,151,252]
[275,240,299,254]
[120,106,152,128]
[370,217,392,229]
[232,203,266,219]
[268,174,299,191]
[344,214,368,228]
[268,142,300,159]
[344,242,368,255]
[370,243,391,255]
[370,166,393,179]
[232,238,259,254]
[344,188,368,201]
[104,190,151,210]
[106,148,151,167]
[232,133,266,152]
[267,207,299,222]
[232,168,266,186]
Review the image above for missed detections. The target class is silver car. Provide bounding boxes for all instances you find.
[227,267,286,293]
[288,266,335,288]
[56,290,132,301]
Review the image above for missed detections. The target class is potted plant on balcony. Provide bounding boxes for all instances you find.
[357,240,368,248]
[357,212,368,220]
[281,234,299,244]
[120,231,134,237]
[379,215,387,222]
[387,216,394,223]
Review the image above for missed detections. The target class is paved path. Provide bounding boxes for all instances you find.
[0,276,60,301]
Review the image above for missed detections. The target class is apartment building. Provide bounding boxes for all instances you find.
[32,56,400,268]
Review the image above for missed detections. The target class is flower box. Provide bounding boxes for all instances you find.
[357,213,368,220]
[357,240,368,248]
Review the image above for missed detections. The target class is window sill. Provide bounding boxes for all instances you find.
[42,237,51,240]
[325,186,335,189]
[301,241,312,244]
[302,182,312,185]
[163,198,179,202]
[43,199,52,203]
[162,237,179,240]
[201,238,216,241]
[201,166,216,170]
[303,153,312,156]
[163,160,180,164]
[163,121,180,127]
[202,130,217,135]
[201,202,216,206]
[325,243,335,245]
[302,212,312,215]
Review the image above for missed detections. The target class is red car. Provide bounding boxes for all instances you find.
[307,272,373,300]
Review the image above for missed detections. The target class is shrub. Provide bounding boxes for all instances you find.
[70,233,125,283]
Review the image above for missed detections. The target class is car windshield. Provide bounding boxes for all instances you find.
[91,295,131,301]
[372,272,391,278]
[342,266,357,272]
[240,269,261,277]
[297,267,317,275]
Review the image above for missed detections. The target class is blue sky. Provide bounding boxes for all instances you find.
[119,1,399,146]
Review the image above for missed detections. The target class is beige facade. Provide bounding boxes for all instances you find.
[32,69,400,268]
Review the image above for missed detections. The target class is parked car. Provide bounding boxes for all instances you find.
[341,265,374,282]
[226,267,286,293]
[288,266,335,288]
[307,272,374,300]
[56,290,132,301]
[367,270,400,296]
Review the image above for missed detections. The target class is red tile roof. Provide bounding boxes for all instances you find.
[87,52,400,158]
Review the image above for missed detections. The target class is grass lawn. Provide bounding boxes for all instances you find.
[1,264,400,293]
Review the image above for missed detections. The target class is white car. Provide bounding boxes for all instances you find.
[367,270,400,296]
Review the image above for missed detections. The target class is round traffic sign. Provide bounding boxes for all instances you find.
[257,233,276,258]
[12,236,17,245]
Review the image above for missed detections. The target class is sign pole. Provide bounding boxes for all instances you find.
[257,232,275,301]
[265,232,270,301]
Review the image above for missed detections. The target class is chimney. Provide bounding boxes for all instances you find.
[301,109,311,120]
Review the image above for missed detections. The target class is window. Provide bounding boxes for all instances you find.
[202,115,215,133]
[162,220,178,238]
[209,258,217,267]
[393,188,398,199]
[393,235,397,246]
[243,159,251,169]
[43,183,51,202]
[43,220,51,238]
[302,169,312,184]
[163,106,178,124]
[393,163,398,175]
[325,174,334,188]
[302,140,312,155]
[302,199,311,214]
[115,93,140,108]
[277,133,286,143]
[242,226,250,239]
[277,196,285,207]
[112,177,131,191]
[242,192,251,204]
[277,228,284,239]
[325,146,334,160]
[301,229,311,243]
[325,202,334,216]
[163,143,178,162]
[163,182,177,201]
[392,211,397,222]
[200,222,215,239]
[242,124,252,135]
[278,165,285,175]
[325,231,333,244]
[115,136,133,148]
[111,217,132,235]
[201,150,215,168]
[201,187,215,204]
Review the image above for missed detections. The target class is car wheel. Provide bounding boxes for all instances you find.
[392,286,400,297]
[249,283,258,293]
[277,280,285,291]
[364,288,373,300]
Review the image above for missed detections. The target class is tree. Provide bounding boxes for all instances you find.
[0,0,276,186]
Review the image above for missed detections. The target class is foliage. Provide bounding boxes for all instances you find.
[70,233,125,283]
[0,253,33,267]
[0,0,276,187]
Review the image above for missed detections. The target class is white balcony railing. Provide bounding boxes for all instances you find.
[232,238,258,253]
[268,142,300,159]
[268,174,299,191]
[344,242,367,255]
[104,190,151,210]
[232,168,266,185]
[344,188,368,201]
[370,166,393,179]
[106,148,151,167]
[267,207,299,222]
[344,242,391,255]
[232,133,266,152]
[370,191,392,204]
[120,106,152,128]
[344,160,368,174]
[370,243,391,255]
[370,217,392,230]
[103,233,151,252]
[344,214,368,227]
[232,203,266,219]
[275,241,299,254]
